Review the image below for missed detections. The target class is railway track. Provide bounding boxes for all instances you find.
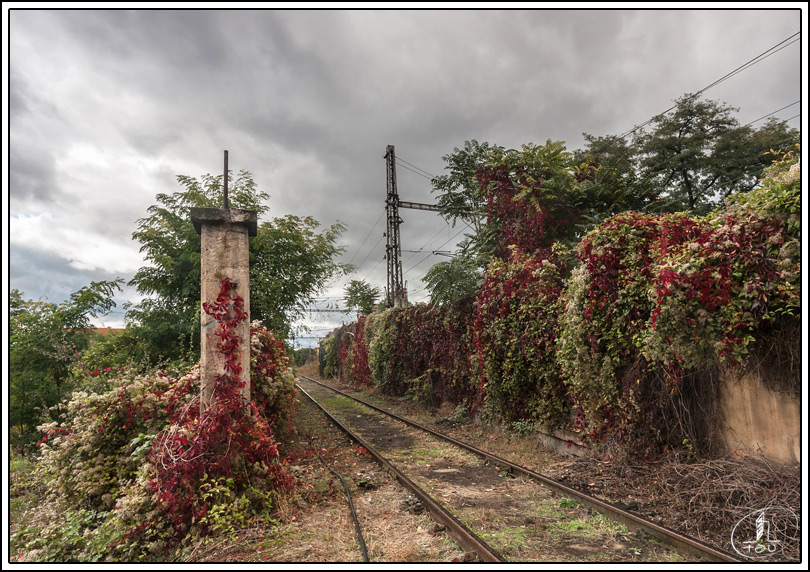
[295,374,743,563]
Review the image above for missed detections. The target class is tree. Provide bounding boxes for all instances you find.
[128,171,349,360]
[343,279,382,316]
[573,133,661,218]
[421,256,482,307]
[475,140,586,258]
[251,215,352,340]
[428,139,609,291]
[631,93,799,214]
[129,170,268,362]
[9,280,122,449]
[431,139,501,235]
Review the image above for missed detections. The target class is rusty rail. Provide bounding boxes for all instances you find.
[297,374,743,563]
[296,383,505,562]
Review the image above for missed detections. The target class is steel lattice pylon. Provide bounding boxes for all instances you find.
[384,145,405,308]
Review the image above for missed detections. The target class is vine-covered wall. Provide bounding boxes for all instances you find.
[320,151,800,460]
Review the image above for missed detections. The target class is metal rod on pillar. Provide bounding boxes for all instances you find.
[223,150,229,209]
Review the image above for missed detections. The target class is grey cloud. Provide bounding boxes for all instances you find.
[9,143,61,205]
[8,8,801,318]
[10,243,129,306]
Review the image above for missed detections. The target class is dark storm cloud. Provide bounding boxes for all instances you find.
[7,7,803,326]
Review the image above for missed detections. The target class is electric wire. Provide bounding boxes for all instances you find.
[353,231,387,276]
[402,223,449,265]
[694,34,799,96]
[744,101,800,127]
[334,33,800,317]
[605,31,800,145]
[396,156,436,179]
[348,208,386,266]
[396,160,434,181]
[316,452,370,562]
[361,255,385,284]
[405,225,468,275]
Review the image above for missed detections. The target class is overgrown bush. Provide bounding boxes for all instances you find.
[318,335,336,378]
[645,149,801,380]
[315,151,800,462]
[361,303,477,406]
[558,211,701,453]
[558,149,801,457]
[350,316,372,387]
[14,316,296,563]
[474,245,570,427]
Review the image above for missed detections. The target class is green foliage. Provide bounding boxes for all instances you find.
[360,302,478,406]
[422,255,483,307]
[16,323,296,562]
[572,133,656,224]
[350,316,372,387]
[431,139,497,235]
[644,149,801,375]
[343,279,382,316]
[558,212,698,451]
[71,329,164,397]
[9,281,123,450]
[128,170,266,363]
[631,94,799,214]
[440,403,470,425]
[251,215,351,341]
[557,148,801,456]
[128,171,349,360]
[12,508,116,563]
[198,477,277,538]
[474,140,581,259]
[318,336,337,379]
[293,347,316,367]
[250,322,299,438]
[511,419,536,437]
[365,145,800,460]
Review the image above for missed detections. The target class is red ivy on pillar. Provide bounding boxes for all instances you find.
[202,277,249,385]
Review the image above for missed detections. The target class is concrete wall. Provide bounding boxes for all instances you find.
[718,368,800,464]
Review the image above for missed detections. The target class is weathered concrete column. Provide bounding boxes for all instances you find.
[191,207,257,411]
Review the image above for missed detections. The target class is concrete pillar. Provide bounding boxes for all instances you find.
[191,207,257,411]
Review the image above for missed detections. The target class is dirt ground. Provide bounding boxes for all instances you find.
[187,387,467,563]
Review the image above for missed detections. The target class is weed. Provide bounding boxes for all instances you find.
[558,497,583,509]
[482,526,529,552]
[511,419,536,437]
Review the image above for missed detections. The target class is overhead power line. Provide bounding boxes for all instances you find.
[613,31,800,142]
[405,225,467,275]
[396,156,436,179]
[694,33,799,97]
[396,160,433,181]
[744,100,800,126]
[348,208,386,266]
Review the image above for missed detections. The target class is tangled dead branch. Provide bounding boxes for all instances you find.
[618,452,801,561]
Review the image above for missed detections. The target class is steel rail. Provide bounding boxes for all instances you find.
[297,374,743,563]
[296,383,506,563]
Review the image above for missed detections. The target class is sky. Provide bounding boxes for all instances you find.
[4,5,806,348]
